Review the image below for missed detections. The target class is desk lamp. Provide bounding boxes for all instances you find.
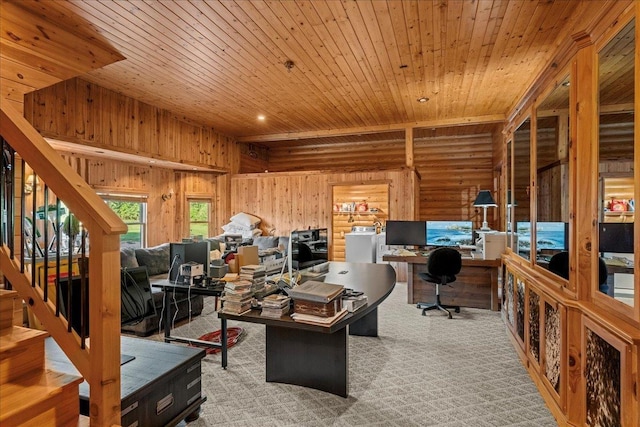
[474,190,497,231]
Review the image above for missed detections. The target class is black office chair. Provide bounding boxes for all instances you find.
[548,251,569,279]
[548,251,610,295]
[416,247,462,319]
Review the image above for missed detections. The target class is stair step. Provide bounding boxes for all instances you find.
[0,325,49,383]
[0,289,20,331]
[0,368,84,427]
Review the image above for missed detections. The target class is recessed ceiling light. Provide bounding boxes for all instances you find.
[417,97,429,103]
[257,115,266,121]
[149,160,156,163]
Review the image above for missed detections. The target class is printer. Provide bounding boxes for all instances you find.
[473,231,507,260]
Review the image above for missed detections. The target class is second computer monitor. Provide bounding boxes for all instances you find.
[169,241,211,282]
[599,222,634,254]
[425,221,473,247]
[385,220,427,246]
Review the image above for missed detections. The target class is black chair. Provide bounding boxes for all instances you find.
[416,247,462,319]
[548,251,569,279]
[548,251,610,295]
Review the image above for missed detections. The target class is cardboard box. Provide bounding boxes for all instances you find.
[237,245,259,267]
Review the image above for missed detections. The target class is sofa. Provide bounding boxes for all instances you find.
[120,243,204,337]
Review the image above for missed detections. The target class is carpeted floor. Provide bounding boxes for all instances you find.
[146,282,558,426]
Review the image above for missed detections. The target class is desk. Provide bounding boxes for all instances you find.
[383,254,501,311]
[151,281,228,368]
[219,261,396,397]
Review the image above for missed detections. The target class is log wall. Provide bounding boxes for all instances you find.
[258,128,498,229]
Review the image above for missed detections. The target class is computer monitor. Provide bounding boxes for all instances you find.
[536,222,568,251]
[599,223,634,254]
[120,267,156,325]
[426,221,473,247]
[516,221,532,252]
[169,241,211,282]
[385,220,427,246]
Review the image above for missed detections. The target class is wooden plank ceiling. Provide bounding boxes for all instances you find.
[7,0,623,141]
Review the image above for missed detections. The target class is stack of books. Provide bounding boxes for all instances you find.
[342,293,368,312]
[239,264,266,294]
[260,294,291,318]
[220,279,254,315]
[288,280,348,326]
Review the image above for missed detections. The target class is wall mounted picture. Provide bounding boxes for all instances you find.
[544,302,560,394]
[529,289,540,364]
[585,328,621,426]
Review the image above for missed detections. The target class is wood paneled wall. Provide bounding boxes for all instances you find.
[230,168,418,244]
[23,78,240,173]
[60,153,220,247]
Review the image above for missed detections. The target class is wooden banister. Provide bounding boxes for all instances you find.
[0,98,127,236]
[1,97,125,426]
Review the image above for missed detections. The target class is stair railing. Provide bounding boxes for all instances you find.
[0,98,126,427]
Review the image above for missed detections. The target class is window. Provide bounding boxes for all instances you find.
[102,195,147,249]
[188,199,211,238]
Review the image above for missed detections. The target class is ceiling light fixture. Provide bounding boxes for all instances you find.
[284,59,295,72]
[417,97,429,103]
[257,114,265,121]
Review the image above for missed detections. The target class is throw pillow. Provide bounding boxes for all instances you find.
[135,243,170,276]
[120,248,139,269]
[230,212,261,228]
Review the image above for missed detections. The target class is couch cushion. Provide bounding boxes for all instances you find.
[206,238,223,252]
[253,236,279,251]
[120,248,139,269]
[135,243,170,276]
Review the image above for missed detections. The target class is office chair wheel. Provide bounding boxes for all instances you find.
[454,307,460,313]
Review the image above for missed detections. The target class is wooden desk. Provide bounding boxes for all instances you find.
[383,254,501,311]
[219,261,396,397]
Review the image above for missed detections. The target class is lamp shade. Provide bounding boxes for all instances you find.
[473,190,497,207]
[507,190,518,206]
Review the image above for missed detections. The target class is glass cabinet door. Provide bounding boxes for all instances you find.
[535,75,570,279]
[597,18,635,307]
[514,118,532,260]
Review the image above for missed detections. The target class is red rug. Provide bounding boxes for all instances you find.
[194,327,245,354]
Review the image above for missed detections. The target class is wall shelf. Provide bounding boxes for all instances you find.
[333,210,384,215]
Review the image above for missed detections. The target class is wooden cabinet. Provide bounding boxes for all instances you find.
[504,260,639,426]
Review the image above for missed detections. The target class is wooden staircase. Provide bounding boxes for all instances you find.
[0,289,88,426]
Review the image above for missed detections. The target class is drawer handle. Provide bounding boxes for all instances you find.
[156,393,174,415]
